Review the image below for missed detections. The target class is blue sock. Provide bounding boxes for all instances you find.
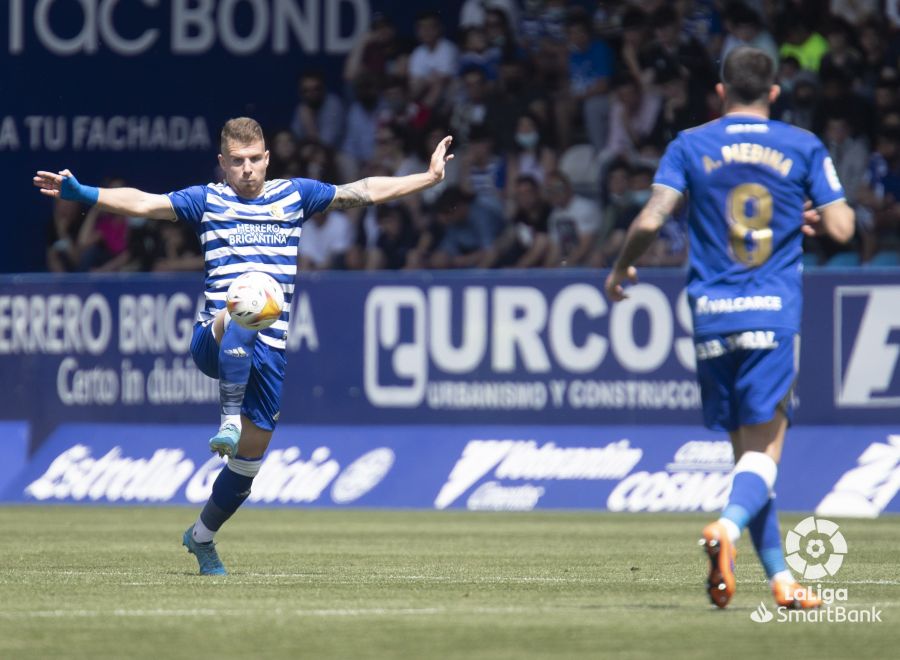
[198,459,258,533]
[218,321,257,421]
[720,452,776,534]
[749,498,788,579]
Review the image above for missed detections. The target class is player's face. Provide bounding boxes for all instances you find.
[219,139,269,198]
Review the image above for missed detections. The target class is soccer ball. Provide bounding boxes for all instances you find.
[225,271,285,330]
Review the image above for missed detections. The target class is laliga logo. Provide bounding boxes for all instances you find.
[784,516,848,580]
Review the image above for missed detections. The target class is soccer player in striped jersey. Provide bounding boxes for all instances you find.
[33,117,454,575]
[605,48,855,610]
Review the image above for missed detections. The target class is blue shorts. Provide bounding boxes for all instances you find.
[694,330,797,433]
[190,320,287,431]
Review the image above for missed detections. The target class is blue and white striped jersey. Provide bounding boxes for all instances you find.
[166,178,336,350]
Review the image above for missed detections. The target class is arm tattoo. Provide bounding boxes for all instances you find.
[614,186,680,269]
[616,225,659,269]
[329,178,372,210]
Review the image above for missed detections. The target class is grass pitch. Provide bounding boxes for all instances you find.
[0,508,898,659]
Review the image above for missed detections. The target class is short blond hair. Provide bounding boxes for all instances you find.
[220,117,265,153]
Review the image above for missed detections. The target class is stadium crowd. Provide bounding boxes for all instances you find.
[48,0,900,272]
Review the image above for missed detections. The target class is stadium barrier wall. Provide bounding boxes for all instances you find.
[0,270,898,514]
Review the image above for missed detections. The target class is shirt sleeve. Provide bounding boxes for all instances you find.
[165,185,207,231]
[654,135,688,194]
[805,138,846,209]
[291,178,337,218]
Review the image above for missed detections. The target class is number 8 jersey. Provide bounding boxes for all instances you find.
[654,114,846,336]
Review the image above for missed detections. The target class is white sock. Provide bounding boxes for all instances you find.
[733,451,778,492]
[717,517,742,543]
[192,518,215,544]
[770,570,793,585]
[220,414,241,430]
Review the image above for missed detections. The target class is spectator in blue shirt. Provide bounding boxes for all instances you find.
[430,186,506,268]
[557,12,613,150]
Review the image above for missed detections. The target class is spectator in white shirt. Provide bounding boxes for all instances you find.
[409,11,459,108]
[290,71,346,148]
[299,211,353,270]
[601,74,662,163]
[544,171,601,267]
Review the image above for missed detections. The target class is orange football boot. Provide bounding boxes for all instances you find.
[700,521,737,608]
[771,578,823,610]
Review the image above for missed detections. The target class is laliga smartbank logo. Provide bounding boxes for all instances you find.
[750,517,882,625]
[785,516,847,580]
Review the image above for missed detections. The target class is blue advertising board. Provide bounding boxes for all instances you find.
[1,270,898,453]
[1,269,898,513]
[4,422,899,517]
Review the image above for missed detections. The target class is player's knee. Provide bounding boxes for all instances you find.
[237,417,273,458]
[212,310,228,344]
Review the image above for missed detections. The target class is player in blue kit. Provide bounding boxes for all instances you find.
[34,117,454,575]
[605,48,855,610]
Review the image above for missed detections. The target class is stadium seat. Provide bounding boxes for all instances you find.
[558,144,602,198]
[864,250,900,267]
[801,252,820,269]
[824,252,861,268]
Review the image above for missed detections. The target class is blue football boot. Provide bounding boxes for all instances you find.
[182,525,227,576]
[209,423,240,458]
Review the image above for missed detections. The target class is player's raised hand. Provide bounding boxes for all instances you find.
[32,169,72,198]
[801,199,823,237]
[33,169,99,204]
[605,265,638,302]
[428,136,454,183]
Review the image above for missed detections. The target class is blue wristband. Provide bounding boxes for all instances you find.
[60,174,99,206]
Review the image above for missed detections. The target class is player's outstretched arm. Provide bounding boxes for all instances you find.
[327,136,454,211]
[33,169,176,221]
[605,184,681,301]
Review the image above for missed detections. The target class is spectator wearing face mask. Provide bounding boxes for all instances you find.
[506,112,557,192]
[591,161,646,267]
[594,162,686,268]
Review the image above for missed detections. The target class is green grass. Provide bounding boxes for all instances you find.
[0,508,898,659]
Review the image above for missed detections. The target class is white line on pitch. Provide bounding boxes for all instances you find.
[0,606,531,620]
